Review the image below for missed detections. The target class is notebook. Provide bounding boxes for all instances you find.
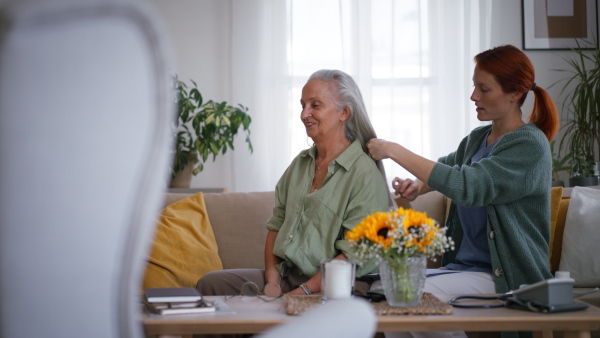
[144,300,215,316]
[144,287,203,303]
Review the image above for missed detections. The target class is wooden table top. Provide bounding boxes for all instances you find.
[143,295,600,336]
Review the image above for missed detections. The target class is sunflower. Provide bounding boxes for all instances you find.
[347,212,397,249]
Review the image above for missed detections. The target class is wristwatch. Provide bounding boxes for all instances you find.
[299,283,311,295]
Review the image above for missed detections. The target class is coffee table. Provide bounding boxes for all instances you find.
[143,295,600,337]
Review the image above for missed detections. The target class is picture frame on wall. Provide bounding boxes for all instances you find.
[522,0,598,50]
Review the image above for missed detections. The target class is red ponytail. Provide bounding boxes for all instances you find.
[529,86,559,141]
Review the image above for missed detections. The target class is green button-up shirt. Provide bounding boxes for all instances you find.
[266,140,389,278]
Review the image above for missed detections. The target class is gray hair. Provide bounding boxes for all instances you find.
[308,69,391,204]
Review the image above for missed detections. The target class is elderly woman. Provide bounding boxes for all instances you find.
[197,69,390,297]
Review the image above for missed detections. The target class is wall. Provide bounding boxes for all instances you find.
[489,0,580,185]
[146,0,582,190]
[145,0,238,191]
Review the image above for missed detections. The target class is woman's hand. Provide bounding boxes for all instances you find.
[264,282,282,297]
[366,138,392,160]
[392,177,420,201]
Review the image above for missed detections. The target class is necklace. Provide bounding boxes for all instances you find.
[317,165,322,175]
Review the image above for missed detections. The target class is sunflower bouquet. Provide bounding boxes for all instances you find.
[346,208,454,306]
[345,207,454,262]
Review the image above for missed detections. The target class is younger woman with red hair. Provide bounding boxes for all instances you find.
[368,45,558,304]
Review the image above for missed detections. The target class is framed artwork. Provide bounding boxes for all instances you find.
[522,0,598,50]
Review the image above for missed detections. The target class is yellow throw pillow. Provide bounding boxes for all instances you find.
[143,193,223,289]
[550,191,570,274]
[548,186,563,262]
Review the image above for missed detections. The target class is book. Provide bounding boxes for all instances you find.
[145,300,216,316]
[147,301,204,310]
[144,287,203,303]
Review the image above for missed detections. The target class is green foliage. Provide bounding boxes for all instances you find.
[550,140,572,181]
[554,37,600,177]
[171,76,253,177]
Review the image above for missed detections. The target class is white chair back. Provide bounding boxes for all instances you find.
[0,0,173,337]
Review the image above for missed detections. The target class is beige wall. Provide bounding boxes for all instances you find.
[488,0,590,183]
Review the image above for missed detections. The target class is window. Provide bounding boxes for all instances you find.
[286,0,490,189]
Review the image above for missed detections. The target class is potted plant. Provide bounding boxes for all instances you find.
[555,38,600,187]
[170,76,253,188]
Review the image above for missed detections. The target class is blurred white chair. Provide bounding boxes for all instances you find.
[257,298,378,338]
[0,0,173,337]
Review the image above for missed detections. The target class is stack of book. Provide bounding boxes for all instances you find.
[144,287,216,315]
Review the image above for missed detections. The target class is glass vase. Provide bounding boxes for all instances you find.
[379,255,426,307]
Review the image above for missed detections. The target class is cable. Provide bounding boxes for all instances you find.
[449,294,511,309]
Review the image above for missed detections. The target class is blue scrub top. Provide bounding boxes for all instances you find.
[445,131,498,273]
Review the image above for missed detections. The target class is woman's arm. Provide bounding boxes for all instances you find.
[368,138,436,198]
[264,230,283,297]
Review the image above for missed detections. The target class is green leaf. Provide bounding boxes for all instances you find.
[222,115,231,126]
[205,113,215,124]
[209,141,219,154]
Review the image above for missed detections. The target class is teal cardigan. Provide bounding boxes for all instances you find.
[428,123,553,294]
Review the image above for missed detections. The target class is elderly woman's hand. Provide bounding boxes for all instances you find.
[366,138,392,160]
[264,282,282,297]
[392,177,419,201]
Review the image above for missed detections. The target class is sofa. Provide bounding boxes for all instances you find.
[144,186,600,310]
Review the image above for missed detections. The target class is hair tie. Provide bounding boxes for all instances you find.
[530,82,537,91]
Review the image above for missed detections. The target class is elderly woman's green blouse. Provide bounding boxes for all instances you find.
[266,140,390,278]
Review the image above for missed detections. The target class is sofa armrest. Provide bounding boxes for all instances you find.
[163,193,193,208]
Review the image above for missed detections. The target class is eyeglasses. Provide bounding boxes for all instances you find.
[224,282,283,302]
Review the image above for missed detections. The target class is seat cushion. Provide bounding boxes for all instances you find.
[143,193,222,288]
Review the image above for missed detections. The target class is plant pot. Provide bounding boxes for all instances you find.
[169,156,196,189]
[378,255,426,307]
[569,176,599,187]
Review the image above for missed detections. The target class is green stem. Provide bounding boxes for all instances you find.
[390,256,417,302]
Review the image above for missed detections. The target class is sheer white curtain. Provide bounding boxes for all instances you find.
[228,0,491,192]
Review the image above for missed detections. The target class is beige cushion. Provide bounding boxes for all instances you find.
[409,191,447,269]
[203,191,275,269]
[409,191,447,226]
[559,186,600,287]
